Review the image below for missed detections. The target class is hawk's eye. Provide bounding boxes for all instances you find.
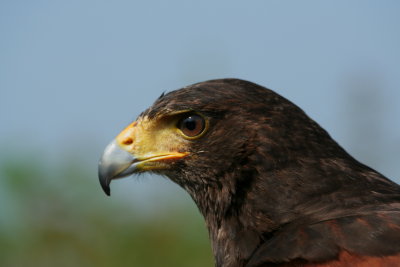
[178,114,206,138]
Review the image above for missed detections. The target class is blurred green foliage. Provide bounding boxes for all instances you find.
[0,152,213,267]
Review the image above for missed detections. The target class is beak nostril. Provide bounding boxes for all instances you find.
[122,138,133,145]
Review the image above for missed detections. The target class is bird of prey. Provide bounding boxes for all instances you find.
[98,79,400,267]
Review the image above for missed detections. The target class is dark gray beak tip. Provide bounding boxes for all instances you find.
[98,167,111,196]
[98,139,137,196]
[100,177,111,196]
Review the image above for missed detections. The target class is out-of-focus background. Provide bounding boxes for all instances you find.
[1,1,399,266]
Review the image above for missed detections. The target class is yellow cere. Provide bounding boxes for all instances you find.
[115,115,191,164]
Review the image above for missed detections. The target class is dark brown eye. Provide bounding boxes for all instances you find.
[178,114,206,138]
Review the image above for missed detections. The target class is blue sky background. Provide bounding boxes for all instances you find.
[1,0,399,204]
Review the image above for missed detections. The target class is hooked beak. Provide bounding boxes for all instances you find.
[98,120,190,196]
[98,140,138,196]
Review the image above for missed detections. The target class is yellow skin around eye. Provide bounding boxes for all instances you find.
[175,113,209,140]
[113,111,208,172]
[179,115,206,137]
[114,115,191,171]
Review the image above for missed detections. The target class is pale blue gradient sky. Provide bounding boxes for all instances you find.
[1,0,399,192]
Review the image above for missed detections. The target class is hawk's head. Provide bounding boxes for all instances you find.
[98,78,400,267]
[99,78,338,197]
